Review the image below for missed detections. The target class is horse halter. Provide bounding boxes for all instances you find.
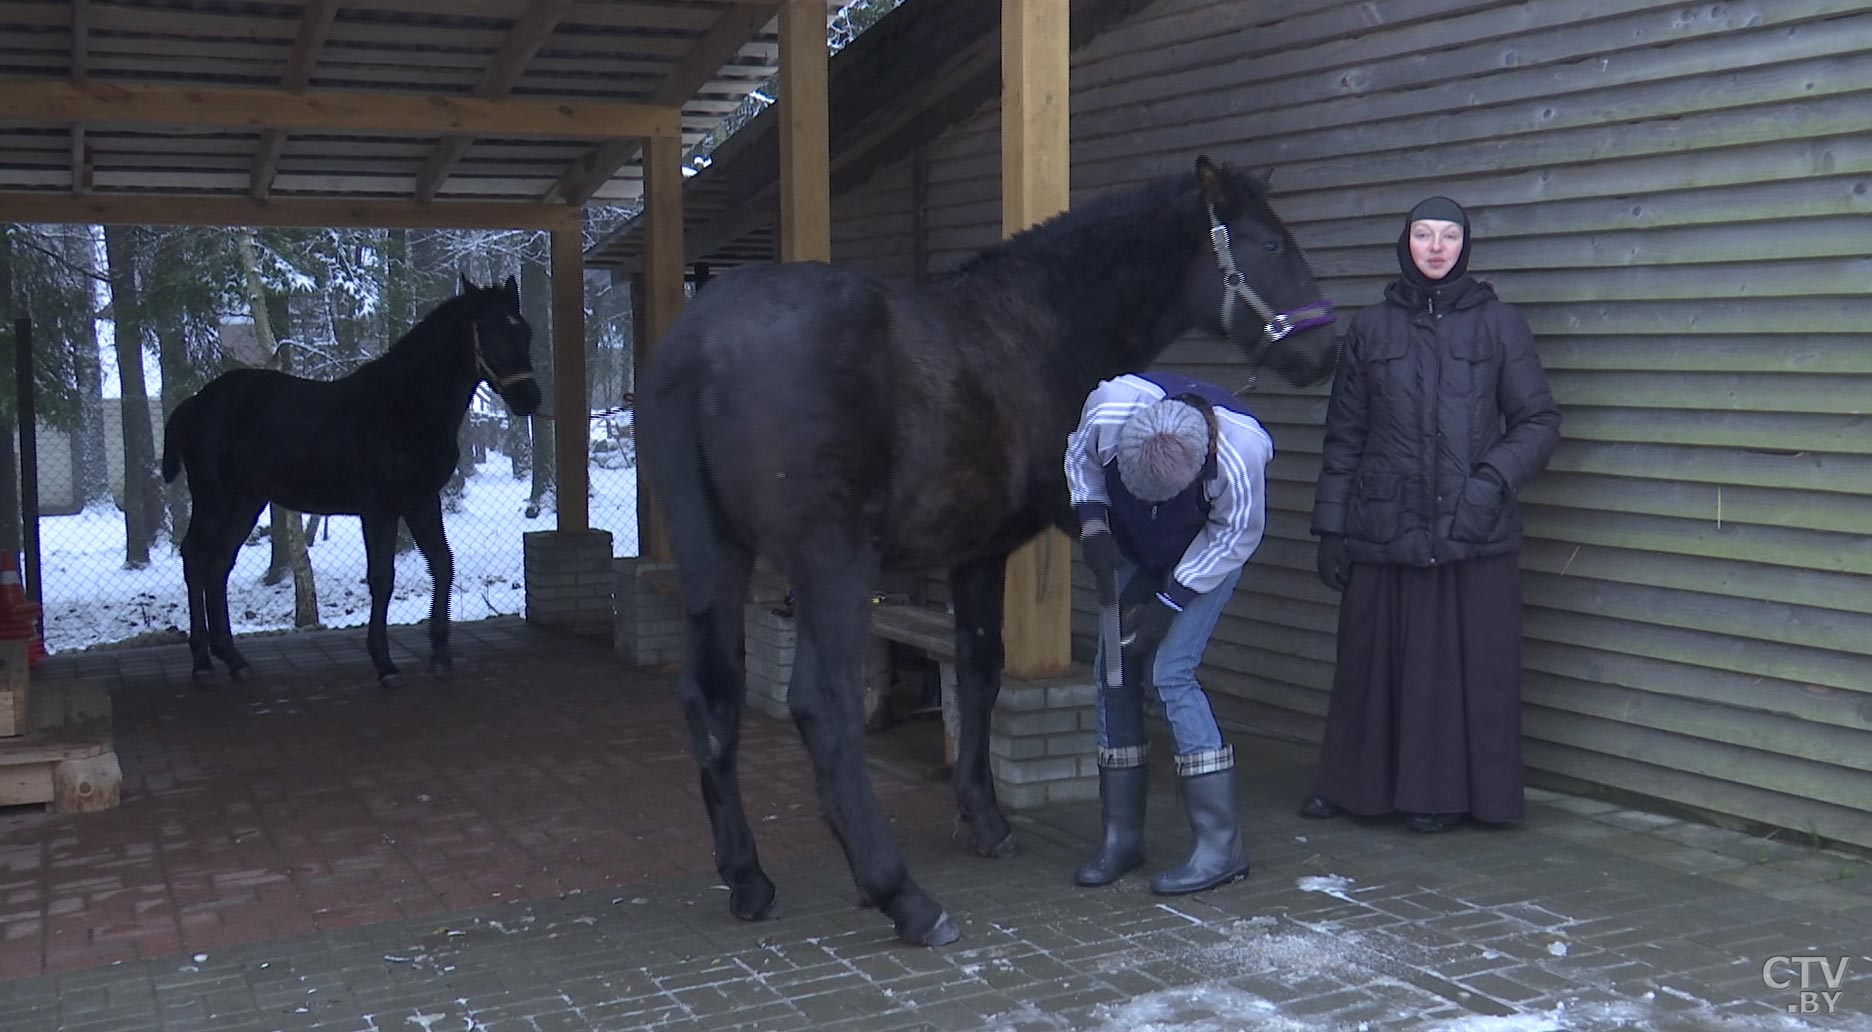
[470,322,537,392]
[1205,203,1337,390]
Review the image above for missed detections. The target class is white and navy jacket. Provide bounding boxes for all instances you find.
[1064,372,1273,608]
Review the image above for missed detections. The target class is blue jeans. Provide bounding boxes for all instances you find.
[1095,560,1241,776]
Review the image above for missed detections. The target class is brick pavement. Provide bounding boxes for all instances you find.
[1,618,1868,1030]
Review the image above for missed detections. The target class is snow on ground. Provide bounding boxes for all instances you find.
[36,458,639,654]
[980,908,1847,1032]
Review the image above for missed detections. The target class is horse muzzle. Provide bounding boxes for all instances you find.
[495,374,542,416]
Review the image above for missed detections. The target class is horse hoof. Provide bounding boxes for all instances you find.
[226,663,253,682]
[379,673,405,690]
[976,829,1018,859]
[729,880,780,922]
[907,910,960,948]
[190,668,216,687]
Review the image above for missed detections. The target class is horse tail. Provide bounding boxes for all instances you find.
[160,395,194,483]
[638,359,725,607]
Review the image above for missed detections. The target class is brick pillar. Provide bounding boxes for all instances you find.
[989,670,1099,809]
[613,556,684,668]
[522,529,614,639]
[743,602,795,720]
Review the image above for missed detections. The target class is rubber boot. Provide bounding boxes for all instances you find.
[1073,764,1148,886]
[1150,768,1250,895]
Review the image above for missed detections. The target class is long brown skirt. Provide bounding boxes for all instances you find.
[1312,552,1526,823]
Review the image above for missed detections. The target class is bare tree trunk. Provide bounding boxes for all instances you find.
[236,230,318,628]
[102,225,162,569]
[67,226,111,508]
[523,235,553,516]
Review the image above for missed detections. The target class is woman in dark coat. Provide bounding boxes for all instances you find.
[1303,196,1561,833]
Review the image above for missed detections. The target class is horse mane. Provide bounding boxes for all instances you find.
[932,162,1272,373]
[353,289,479,382]
[944,163,1267,284]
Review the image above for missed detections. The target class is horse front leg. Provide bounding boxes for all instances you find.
[792,550,958,946]
[950,554,1015,858]
[359,513,402,687]
[404,495,454,679]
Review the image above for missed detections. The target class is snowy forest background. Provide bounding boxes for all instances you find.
[1,216,644,655]
[0,0,903,656]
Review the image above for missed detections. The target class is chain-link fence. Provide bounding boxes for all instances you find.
[31,403,637,655]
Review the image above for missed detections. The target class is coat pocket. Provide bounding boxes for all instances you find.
[1449,474,1508,544]
[1346,472,1403,543]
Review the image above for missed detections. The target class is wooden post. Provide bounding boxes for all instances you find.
[778,0,830,263]
[638,133,686,563]
[1000,0,1073,679]
[551,225,588,532]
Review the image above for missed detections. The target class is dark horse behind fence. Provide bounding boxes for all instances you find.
[162,274,541,687]
[637,155,1339,947]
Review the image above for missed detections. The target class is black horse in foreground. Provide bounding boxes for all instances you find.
[637,156,1340,947]
[162,274,541,686]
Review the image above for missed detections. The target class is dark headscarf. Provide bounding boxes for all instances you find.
[1395,195,1472,291]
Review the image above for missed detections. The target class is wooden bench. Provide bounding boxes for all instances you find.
[0,657,121,815]
[867,603,959,770]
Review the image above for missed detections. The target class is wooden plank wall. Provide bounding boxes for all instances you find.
[825,0,1872,849]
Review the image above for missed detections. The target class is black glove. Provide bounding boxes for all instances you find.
[1316,533,1350,592]
[1082,527,1119,608]
[1120,575,1179,655]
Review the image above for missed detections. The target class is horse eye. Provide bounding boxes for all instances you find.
[1262,240,1283,254]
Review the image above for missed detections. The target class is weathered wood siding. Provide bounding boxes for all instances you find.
[827,0,1872,849]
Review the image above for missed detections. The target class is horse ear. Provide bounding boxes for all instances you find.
[458,272,475,295]
[1194,154,1225,207]
[504,274,520,304]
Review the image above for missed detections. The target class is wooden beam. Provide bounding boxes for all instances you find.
[252,0,340,201]
[0,192,581,230]
[552,225,589,533]
[777,0,830,262]
[1,80,682,140]
[999,0,1072,679]
[543,2,778,205]
[417,0,574,203]
[69,0,89,196]
[636,133,686,564]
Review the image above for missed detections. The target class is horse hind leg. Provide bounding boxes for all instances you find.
[203,498,265,681]
[672,531,777,922]
[178,506,217,684]
[790,540,958,947]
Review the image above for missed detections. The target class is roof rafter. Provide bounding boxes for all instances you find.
[415,0,575,203]
[3,80,682,140]
[543,1,779,206]
[250,0,341,201]
[0,191,580,231]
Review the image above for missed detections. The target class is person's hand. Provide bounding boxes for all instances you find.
[1081,523,1119,608]
[1476,464,1508,498]
[1115,588,1175,655]
[1316,533,1350,592]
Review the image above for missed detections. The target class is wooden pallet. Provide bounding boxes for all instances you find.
[0,673,121,814]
